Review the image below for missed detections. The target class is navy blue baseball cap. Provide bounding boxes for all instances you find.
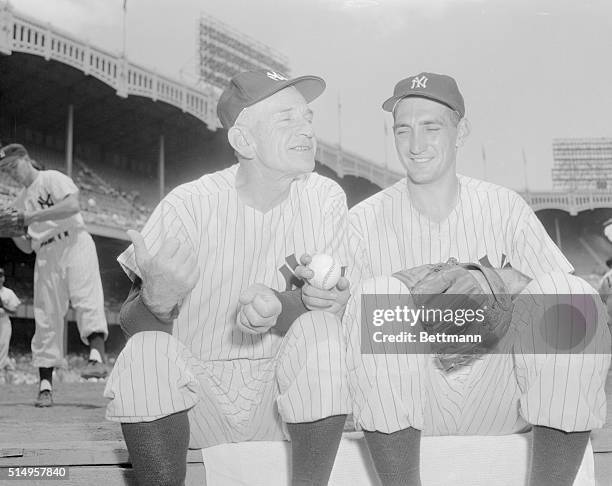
[217,70,326,129]
[382,72,465,118]
[0,143,29,168]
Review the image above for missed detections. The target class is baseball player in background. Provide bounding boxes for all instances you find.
[0,144,109,407]
[104,70,353,486]
[0,267,21,373]
[343,73,611,485]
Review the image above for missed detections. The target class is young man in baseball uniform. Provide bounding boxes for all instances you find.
[0,144,109,407]
[343,73,611,485]
[0,267,21,374]
[104,70,353,486]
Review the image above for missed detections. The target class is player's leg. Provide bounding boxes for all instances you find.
[512,272,611,486]
[105,330,215,485]
[0,317,11,371]
[31,249,70,407]
[275,310,350,485]
[64,232,109,378]
[344,276,425,485]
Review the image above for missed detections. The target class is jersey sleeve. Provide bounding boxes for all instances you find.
[1,288,21,312]
[316,184,350,266]
[346,211,373,288]
[315,183,368,287]
[508,198,573,277]
[117,192,199,281]
[46,171,79,200]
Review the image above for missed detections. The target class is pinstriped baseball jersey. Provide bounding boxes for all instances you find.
[117,164,350,380]
[345,174,610,435]
[349,174,573,278]
[12,170,86,252]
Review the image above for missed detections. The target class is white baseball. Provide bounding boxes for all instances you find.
[88,198,96,207]
[308,253,341,290]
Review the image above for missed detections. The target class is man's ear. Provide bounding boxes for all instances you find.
[228,125,255,159]
[456,117,471,148]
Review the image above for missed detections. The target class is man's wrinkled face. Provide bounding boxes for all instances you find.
[393,97,460,185]
[247,87,316,176]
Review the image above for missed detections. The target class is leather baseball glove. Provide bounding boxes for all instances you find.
[0,207,27,238]
[393,258,514,371]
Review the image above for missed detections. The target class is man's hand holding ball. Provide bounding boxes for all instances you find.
[295,253,350,317]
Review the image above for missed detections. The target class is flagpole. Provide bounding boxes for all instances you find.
[122,0,127,58]
[337,92,343,168]
[481,144,488,181]
[337,92,342,152]
[522,147,529,192]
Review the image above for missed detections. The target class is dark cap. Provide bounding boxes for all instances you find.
[382,72,465,118]
[217,70,326,129]
[0,143,29,168]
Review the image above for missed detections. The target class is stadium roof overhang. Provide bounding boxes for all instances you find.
[0,52,219,162]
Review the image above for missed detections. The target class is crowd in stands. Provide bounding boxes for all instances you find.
[0,144,151,231]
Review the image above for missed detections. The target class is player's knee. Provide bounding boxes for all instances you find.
[290,311,344,348]
[524,272,597,295]
[514,273,610,353]
[122,331,178,367]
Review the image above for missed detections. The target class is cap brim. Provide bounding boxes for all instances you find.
[382,93,459,114]
[248,75,326,109]
[0,155,21,168]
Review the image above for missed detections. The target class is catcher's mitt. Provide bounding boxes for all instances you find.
[393,258,514,371]
[0,207,27,238]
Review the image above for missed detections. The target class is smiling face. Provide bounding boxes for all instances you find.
[393,96,464,185]
[242,86,316,176]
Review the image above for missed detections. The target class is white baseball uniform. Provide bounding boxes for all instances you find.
[345,175,611,434]
[12,170,107,368]
[0,285,20,369]
[104,164,351,448]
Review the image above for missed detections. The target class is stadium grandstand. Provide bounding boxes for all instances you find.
[1,2,612,355]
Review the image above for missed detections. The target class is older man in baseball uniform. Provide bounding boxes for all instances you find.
[104,70,353,486]
[343,73,611,485]
[0,144,109,407]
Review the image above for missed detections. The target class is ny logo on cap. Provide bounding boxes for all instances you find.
[410,75,428,89]
[0,150,5,158]
[266,71,288,81]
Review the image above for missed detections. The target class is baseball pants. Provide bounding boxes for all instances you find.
[344,271,611,435]
[0,317,11,369]
[32,230,108,368]
[104,310,350,448]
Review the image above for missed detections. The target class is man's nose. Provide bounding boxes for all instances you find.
[409,130,426,154]
[298,118,314,137]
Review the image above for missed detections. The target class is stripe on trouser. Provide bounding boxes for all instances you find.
[104,331,200,422]
[104,311,350,446]
[275,310,351,423]
[345,273,611,434]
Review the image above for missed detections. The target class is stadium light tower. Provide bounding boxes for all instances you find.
[197,14,290,91]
